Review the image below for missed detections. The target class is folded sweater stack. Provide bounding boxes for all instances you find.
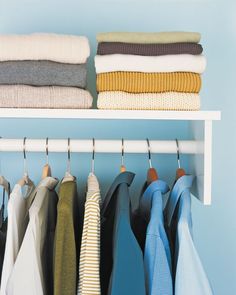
[0,33,93,109]
[95,32,206,110]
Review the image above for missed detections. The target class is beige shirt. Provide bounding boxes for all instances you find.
[78,173,101,295]
[6,177,58,295]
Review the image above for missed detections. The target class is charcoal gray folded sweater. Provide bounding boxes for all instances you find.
[97,42,203,56]
[0,60,87,87]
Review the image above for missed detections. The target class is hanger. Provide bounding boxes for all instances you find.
[41,137,51,179]
[175,139,186,180]
[62,138,74,183]
[146,138,158,185]
[91,138,95,174]
[120,138,126,173]
[17,137,34,187]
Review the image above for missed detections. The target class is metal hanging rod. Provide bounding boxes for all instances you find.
[0,138,203,154]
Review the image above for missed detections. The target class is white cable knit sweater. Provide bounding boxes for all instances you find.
[0,33,90,64]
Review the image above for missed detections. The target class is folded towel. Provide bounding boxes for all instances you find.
[97,32,201,44]
[0,33,90,64]
[97,72,201,93]
[97,42,203,56]
[95,54,206,74]
[0,85,93,109]
[97,91,200,110]
[0,61,87,87]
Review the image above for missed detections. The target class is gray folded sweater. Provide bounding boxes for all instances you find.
[0,60,87,87]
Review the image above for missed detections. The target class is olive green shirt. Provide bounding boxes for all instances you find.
[54,178,80,295]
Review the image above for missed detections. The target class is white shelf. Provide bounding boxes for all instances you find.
[0,108,221,121]
[0,108,221,205]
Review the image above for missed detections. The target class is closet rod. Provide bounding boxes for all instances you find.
[0,139,203,154]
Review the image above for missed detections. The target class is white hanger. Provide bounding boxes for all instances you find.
[62,138,74,183]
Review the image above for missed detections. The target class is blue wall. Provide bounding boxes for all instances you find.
[0,0,235,294]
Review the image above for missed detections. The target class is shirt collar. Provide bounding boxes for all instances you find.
[37,176,59,191]
[140,180,169,217]
[165,175,194,226]
[101,171,135,216]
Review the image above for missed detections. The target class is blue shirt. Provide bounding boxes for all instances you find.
[101,172,146,295]
[140,180,173,295]
[165,175,213,295]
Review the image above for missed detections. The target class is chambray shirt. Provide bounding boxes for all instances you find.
[165,175,213,295]
[140,180,173,295]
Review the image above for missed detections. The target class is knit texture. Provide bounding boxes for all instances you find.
[0,85,93,109]
[0,61,87,88]
[97,42,203,56]
[97,32,201,44]
[97,92,200,110]
[95,54,206,74]
[0,33,90,64]
[97,72,201,93]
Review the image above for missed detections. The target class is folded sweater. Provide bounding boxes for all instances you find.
[97,72,201,93]
[95,54,206,74]
[97,32,201,44]
[97,91,200,110]
[0,85,93,109]
[0,33,90,64]
[0,61,87,87]
[97,42,203,56]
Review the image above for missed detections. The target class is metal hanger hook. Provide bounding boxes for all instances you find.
[175,138,181,169]
[23,137,28,176]
[46,137,49,165]
[67,138,71,174]
[91,138,95,174]
[121,138,125,166]
[146,138,152,168]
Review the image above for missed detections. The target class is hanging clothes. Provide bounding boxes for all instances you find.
[132,180,173,295]
[54,177,81,295]
[0,177,10,285]
[78,172,101,295]
[165,175,213,295]
[100,172,146,295]
[5,177,58,295]
[0,182,35,295]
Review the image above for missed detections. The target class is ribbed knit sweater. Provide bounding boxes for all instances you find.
[97,32,201,44]
[97,42,203,56]
[96,72,201,93]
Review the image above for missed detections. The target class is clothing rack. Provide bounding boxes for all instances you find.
[0,138,202,154]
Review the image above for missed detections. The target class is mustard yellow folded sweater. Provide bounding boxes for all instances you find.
[97,72,201,93]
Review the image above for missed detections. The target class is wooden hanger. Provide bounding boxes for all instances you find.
[175,139,186,180]
[42,138,51,179]
[146,138,158,185]
[120,138,126,173]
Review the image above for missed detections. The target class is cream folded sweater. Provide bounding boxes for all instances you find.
[97,32,201,44]
[97,91,200,110]
[95,54,206,74]
[0,85,93,109]
[0,33,90,64]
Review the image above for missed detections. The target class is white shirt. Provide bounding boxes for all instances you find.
[0,183,35,295]
[6,177,58,295]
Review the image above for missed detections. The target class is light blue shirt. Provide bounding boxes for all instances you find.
[140,180,173,295]
[166,175,213,295]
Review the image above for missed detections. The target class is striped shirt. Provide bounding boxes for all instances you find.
[78,173,101,295]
